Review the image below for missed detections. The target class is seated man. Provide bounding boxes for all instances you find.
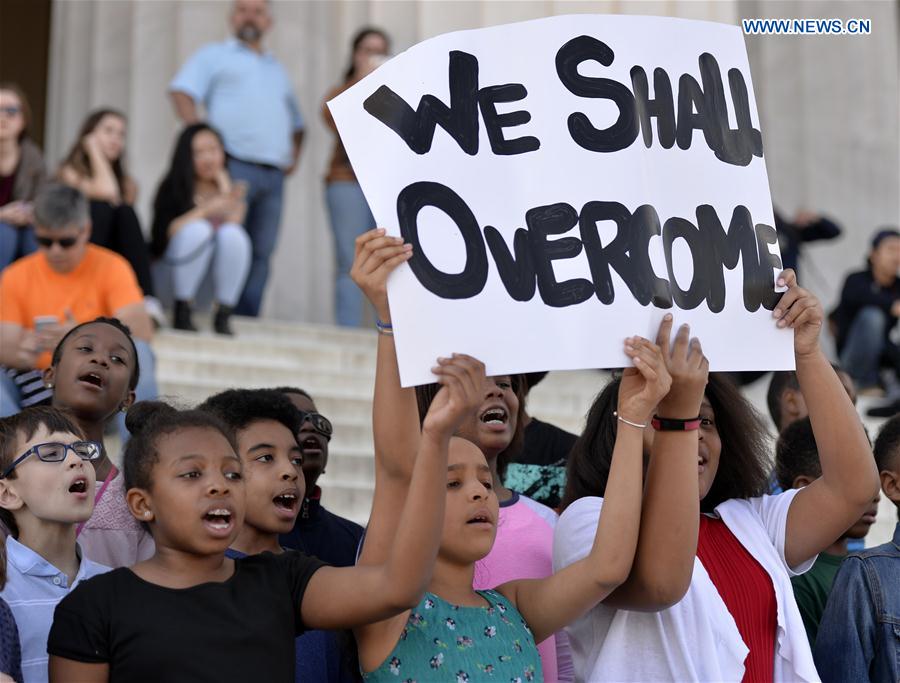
[831,228,900,396]
[0,183,157,425]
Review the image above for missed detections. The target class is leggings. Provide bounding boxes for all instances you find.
[163,220,252,307]
[89,201,156,296]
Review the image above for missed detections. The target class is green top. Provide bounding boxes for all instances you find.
[363,589,542,682]
[790,552,844,647]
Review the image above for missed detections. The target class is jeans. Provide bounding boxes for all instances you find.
[0,221,37,272]
[839,306,900,387]
[0,340,158,443]
[326,181,376,327]
[164,220,252,307]
[0,370,20,417]
[814,522,900,683]
[227,158,285,317]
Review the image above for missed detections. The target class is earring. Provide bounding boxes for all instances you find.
[144,511,151,518]
[45,382,54,389]
[120,405,128,413]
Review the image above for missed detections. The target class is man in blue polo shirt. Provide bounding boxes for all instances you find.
[169,0,304,317]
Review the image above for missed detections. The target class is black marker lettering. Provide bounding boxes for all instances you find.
[396,181,488,298]
[631,66,676,150]
[363,51,481,155]
[556,36,639,153]
[478,84,541,155]
[485,225,536,301]
[526,203,594,307]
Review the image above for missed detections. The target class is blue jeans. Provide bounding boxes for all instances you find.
[0,222,37,272]
[227,158,285,317]
[0,340,158,443]
[326,181,376,327]
[839,306,896,387]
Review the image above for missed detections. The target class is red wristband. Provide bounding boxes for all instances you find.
[651,415,702,431]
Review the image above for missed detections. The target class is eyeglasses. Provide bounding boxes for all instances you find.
[298,411,333,440]
[36,235,80,249]
[0,441,102,480]
[0,106,21,117]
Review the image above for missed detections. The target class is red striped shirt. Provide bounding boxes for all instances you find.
[696,515,777,682]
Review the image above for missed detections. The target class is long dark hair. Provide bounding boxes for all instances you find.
[415,375,526,479]
[561,373,771,513]
[150,123,223,257]
[344,27,390,81]
[61,108,128,193]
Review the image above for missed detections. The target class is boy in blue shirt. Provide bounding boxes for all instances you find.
[199,388,357,682]
[0,407,108,683]
[814,414,900,682]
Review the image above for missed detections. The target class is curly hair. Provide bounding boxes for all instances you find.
[197,389,302,438]
[775,417,819,490]
[874,414,900,473]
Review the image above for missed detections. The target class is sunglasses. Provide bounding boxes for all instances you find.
[0,441,102,480]
[36,235,80,249]
[298,411,333,440]
[0,106,21,117]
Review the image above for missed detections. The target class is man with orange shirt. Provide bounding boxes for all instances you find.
[0,183,156,418]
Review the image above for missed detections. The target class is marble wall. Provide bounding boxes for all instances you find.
[44,0,898,322]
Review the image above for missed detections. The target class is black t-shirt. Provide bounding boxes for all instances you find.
[504,418,578,508]
[48,551,325,683]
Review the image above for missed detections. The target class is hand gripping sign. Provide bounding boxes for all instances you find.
[329,14,792,387]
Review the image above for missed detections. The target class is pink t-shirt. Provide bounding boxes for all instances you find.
[474,492,572,682]
[77,470,155,568]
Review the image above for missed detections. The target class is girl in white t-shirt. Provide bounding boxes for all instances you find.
[554,271,880,682]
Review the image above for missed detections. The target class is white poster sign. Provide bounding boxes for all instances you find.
[329,14,793,387]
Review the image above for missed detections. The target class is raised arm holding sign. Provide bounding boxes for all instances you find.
[329,14,793,386]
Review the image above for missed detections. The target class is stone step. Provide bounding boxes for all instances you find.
[157,378,378,424]
[155,340,377,375]
[318,480,375,525]
[319,448,375,486]
[162,316,380,347]
[157,358,376,395]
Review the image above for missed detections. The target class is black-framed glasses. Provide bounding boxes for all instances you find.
[298,411,332,440]
[36,235,79,249]
[0,441,102,479]
[0,106,21,117]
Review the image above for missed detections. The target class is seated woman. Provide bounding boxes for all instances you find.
[57,109,161,323]
[150,123,251,335]
[831,228,900,396]
[0,82,45,271]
